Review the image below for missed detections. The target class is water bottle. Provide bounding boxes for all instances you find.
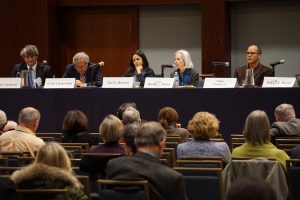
[173,71,179,88]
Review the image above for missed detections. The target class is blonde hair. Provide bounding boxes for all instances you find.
[188,112,220,140]
[243,110,270,145]
[100,114,124,143]
[34,142,72,172]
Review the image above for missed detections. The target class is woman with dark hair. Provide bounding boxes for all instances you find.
[123,50,155,86]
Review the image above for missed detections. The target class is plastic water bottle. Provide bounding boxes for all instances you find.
[173,71,179,88]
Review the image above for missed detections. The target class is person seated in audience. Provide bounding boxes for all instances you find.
[89,114,125,154]
[122,123,139,156]
[123,50,155,87]
[61,109,100,146]
[12,44,54,87]
[226,177,276,200]
[0,109,7,135]
[0,176,16,200]
[271,103,300,137]
[63,51,103,87]
[11,142,87,200]
[170,49,199,87]
[232,110,289,170]
[116,102,137,120]
[177,112,231,163]
[3,121,18,133]
[105,121,188,200]
[122,107,141,125]
[158,106,189,142]
[0,107,45,157]
[234,44,272,87]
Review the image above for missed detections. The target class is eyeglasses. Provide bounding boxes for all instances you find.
[246,52,260,55]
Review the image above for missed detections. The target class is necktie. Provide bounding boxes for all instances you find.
[80,74,86,83]
[28,68,34,88]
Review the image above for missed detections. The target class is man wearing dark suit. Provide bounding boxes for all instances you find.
[63,52,103,87]
[234,44,272,87]
[12,44,53,87]
[105,121,187,200]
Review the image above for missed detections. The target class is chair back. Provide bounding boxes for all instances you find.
[176,157,223,168]
[16,188,69,200]
[286,159,300,200]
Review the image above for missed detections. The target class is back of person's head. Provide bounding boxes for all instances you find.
[274,103,296,121]
[117,102,137,119]
[226,177,276,200]
[3,120,18,132]
[188,112,220,140]
[244,110,270,145]
[175,49,194,69]
[130,50,149,69]
[135,121,166,148]
[122,123,139,155]
[158,107,178,129]
[35,142,72,172]
[72,52,89,64]
[122,107,141,125]
[20,44,39,57]
[63,109,88,135]
[0,109,7,132]
[100,114,124,143]
[18,107,40,131]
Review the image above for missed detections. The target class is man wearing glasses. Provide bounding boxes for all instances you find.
[234,44,272,87]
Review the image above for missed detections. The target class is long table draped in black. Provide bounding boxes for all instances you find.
[1,88,299,143]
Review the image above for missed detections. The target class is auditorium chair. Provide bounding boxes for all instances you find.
[286,159,300,200]
[16,188,69,200]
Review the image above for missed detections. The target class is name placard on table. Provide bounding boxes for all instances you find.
[262,77,298,88]
[144,78,174,88]
[44,78,76,88]
[0,78,21,88]
[203,78,237,88]
[102,77,134,88]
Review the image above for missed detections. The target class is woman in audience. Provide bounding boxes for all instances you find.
[232,110,289,170]
[123,50,155,87]
[89,114,125,154]
[177,112,231,163]
[11,142,87,200]
[62,109,99,146]
[158,106,189,142]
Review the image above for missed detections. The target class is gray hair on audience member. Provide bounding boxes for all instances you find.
[72,52,89,65]
[274,103,295,119]
[20,44,39,57]
[18,107,40,125]
[135,122,166,148]
[122,107,141,125]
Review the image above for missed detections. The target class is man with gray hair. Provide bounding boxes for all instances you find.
[0,107,45,157]
[122,107,141,125]
[105,121,187,200]
[0,109,7,134]
[271,103,300,137]
[63,51,103,87]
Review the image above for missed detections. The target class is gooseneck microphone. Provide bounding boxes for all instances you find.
[90,61,105,68]
[161,64,175,69]
[270,59,285,66]
[212,62,230,67]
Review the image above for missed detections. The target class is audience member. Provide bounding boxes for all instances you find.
[158,106,189,142]
[177,112,231,163]
[105,121,187,200]
[3,121,18,133]
[271,103,300,137]
[234,44,272,87]
[11,142,87,200]
[12,44,53,87]
[63,52,103,87]
[61,109,100,146]
[170,49,199,87]
[116,102,137,120]
[232,110,289,170]
[0,107,45,157]
[122,123,139,156]
[89,114,125,154]
[0,176,16,200]
[123,50,155,87]
[122,107,141,125]
[0,109,7,134]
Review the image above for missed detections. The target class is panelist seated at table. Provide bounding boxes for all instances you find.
[122,50,155,87]
[12,44,54,87]
[234,44,272,87]
[170,49,199,87]
[63,51,103,87]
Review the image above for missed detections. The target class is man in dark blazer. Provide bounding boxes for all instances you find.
[63,52,103,87]
[12,44,53,87]
[105,121,187,200]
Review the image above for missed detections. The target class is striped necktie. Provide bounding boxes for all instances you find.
[80,74,86,83]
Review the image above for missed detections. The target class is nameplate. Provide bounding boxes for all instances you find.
[102,77,134,88]
[144,78,174,88]
[203,78,237,88]
[44,78,75,88]
[0,78,21,88]
[262,77,299,88]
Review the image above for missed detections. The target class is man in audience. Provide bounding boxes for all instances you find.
[271,103,300,137]
[122,107,141,125]
[116,102,137,120]
[234,44,272,87]
[105,121,187,200]
[63,51,103,87]
[0,107,45,157]
[0,109,7,135]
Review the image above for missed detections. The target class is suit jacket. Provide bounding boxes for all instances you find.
[63,63,103,87]
[170,68,199,87]
[234,63,272,87]
[271,118,300,137]
[0,177,16,200]
[123,68,155,87]
[12,62,53,86]
[105,151,187,200]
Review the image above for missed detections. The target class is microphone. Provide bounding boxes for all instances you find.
[161,64,175,69]
[212,62,230,67]
[90,61,105,68]
[42,60,48,65]
[270,59,285,66]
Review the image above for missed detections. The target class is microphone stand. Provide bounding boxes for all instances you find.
[270,64,276,77]
[161,66,165,78]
